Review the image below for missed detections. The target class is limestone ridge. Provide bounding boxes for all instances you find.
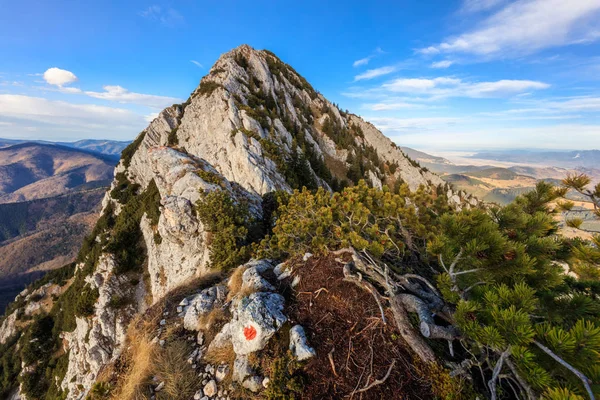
[0,45,469,400]
[125,44,443,196]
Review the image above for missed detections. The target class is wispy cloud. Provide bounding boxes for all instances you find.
[364,102,425,111]
[139,5,184,27]
[0,94,147,140]
[190,60,203,68]
[354,66,397,81]
[430,60,454,69]
[459,0,509,14]
[352,47,384,67]
[84,85,180,108]
[367,116,462,133]
[419,0,600,58]
[381,77,549,98]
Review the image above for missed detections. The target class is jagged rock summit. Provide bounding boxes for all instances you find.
[0,45,470,400]
[127,44,443,196]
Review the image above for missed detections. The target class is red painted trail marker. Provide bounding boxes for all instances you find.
[243,325,257,340]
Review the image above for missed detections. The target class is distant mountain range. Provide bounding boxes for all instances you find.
[0,142,118,309]
[0,189,104,311]
[0,138,130,157]
[0,142,117,203]
[403,147,600,206]
[469,149,600,169]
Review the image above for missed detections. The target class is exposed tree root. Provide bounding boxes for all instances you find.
[332,247,458,365]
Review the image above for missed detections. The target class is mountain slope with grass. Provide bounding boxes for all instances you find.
[0,142,116,203]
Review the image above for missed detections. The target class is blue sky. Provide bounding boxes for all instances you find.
[1,0,600,151]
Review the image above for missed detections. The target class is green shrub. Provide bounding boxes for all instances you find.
[197,81,222,97]
[196,169,224,186]
[195,190,254,270]
[110,173,140,204]
[74,285,99,317]
[121,131,146,168]
[168,127,179,146]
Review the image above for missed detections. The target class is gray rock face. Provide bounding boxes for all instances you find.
[34,44,455,399]
[61,255,139,399]
[183,285,228,330]
[241,260,275,292]
[0,311,18,345]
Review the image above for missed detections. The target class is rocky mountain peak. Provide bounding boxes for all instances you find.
[0,45,473,400]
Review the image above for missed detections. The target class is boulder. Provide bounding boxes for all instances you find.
[229,292,287,355]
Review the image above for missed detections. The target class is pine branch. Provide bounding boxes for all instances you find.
[533,341,595,400]
[488,348,511,400]
[505,357,536,400]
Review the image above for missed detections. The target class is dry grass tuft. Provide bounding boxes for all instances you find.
[204,341,236,367]
[226,265,248,301]
[197,306,229,342]
[110,317,157,400]
[154,341,200,400]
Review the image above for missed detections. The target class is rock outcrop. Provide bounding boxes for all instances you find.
[0,44,465,400]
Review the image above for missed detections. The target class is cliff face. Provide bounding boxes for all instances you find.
[0,45,464,400]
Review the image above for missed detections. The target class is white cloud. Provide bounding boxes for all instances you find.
[365,102,424,111]
[459,0,509,13]
[420,0,600,58]
[84,85,180,108]
[393,124,600,150]
[190,60,203,68]
[367,116,462,132]
[139,5,184,27]
[381,77,549,98]
[353,57,371,67]
[144,113,159,122]
[43,68,78,87]
[0,94,147,140]
[352,47,384,67]
[354,66,397,81]
[431,60,454,69]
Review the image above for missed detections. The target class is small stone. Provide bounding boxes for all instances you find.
[159,319,166,326]
[194,390,202,400]
[159,339,165,347]
[233,355,253,383]
[289,325,316,361]
[303,252,313,261]
[215,364,230,382]
[192,363,197,369]
[180,298,189,306]
[163,311,169,316]
[155,381,165,392]
[177,306,183,313]
[262,377,270,388]
[273,263,286,277]
[197,331,205,345]
[291,275,300,288]
[242,376,263,392]
[203,379,218,397]
[202,379,207,386]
